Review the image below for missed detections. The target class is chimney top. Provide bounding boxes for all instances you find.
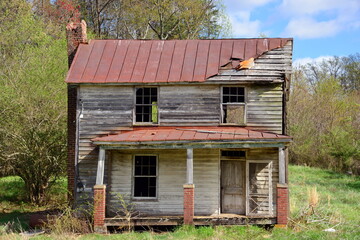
[66,20,87,68]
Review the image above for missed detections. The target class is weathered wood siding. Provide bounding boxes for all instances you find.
[159,86,220,125]
[107,148,278,216]
[77,86,133,194]
[108,149,220,216]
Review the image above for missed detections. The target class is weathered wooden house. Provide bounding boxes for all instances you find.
[66,21,292,233]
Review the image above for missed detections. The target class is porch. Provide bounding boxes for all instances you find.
[104,214,277,227]
[91,127,291,233]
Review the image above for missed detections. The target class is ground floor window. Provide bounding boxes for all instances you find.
[133,155,157,198]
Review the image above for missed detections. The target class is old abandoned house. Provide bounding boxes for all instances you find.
[66,21,292,233]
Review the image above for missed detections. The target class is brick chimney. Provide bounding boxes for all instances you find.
[66,20,87,204]
[66,20,87,68]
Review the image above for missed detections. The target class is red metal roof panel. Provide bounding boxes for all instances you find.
[91,127,291,143]
[118,41,141,82]
[106,40,130,82]
[156,41,175,82]
[66,38,292,84]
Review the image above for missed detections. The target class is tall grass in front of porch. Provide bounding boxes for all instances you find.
[1,165,360,239]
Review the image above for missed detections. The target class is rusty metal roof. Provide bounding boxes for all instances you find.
[66,38,292,83]
[91,127,291,144]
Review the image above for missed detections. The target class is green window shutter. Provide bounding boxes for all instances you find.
[152,102,158,123]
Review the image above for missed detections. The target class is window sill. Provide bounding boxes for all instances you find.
[219,123,247,127]
[131,198,158,202]
[133,123,159,126]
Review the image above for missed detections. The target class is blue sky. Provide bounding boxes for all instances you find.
[223,0,360,65]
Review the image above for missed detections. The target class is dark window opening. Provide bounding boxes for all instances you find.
[134,156,157,197]
[222,87,245,124]
[221,150,246,158]
[135,87,158,123]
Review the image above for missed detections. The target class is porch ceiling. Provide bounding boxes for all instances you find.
[91,127,291,149]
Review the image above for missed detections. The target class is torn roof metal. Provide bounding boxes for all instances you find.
[66,38,292,84]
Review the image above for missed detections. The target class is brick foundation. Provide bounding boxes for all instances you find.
[94,185,107,233]
[277,183,289,226]
[183,184,195,225]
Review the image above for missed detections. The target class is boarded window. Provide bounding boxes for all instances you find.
[135,87,158,123]
[247,162,272,215]
[133,156,157,197]
[222,87,246,125]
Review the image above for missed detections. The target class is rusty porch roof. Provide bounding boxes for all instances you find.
[66,38,292,84]
[92,127,291,145]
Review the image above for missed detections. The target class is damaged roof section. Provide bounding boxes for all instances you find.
[66,38,292,84]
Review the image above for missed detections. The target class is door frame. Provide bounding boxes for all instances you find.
[220,149,247,214]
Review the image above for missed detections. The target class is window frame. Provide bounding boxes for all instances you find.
[132,154,158,200]
[220,86,247,125]
[133,86,159,125]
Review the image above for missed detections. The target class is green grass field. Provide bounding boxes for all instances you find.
[1,165,359,239]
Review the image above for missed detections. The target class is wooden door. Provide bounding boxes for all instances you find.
[221,160,245,214]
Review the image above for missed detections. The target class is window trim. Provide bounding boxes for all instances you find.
[220,86,247,125]
[133,86,159,125]
[132,154,158,200]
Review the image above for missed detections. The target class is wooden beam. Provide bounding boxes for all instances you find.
[96,147,106,185]
[97,142,290,150]
[278,147,285,184]
[186,148,193,184]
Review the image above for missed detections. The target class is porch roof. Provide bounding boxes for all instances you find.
[91,127,291,148]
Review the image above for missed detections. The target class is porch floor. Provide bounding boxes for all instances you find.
[104,214,277,227]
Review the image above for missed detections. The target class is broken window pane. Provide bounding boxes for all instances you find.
[135,87,158,123]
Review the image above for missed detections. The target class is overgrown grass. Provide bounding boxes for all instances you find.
[1,166,360,239]
[0,176,67,233]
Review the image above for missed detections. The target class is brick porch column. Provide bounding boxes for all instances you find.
[276,183,289,226]
[94,185,107,233]
[183,184,195,225]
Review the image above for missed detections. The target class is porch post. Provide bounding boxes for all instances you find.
[94,147,107,233]
[279,147,285,184]
[184,148,195,225]
[276,147,288,227]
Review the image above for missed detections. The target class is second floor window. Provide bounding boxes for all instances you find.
[222,87,246,125]
[135,87,158,123]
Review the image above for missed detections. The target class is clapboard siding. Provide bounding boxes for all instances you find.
[108,149,220,216]
[159,85,220,125]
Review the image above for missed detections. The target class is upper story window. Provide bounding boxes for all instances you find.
[221,87,246,125]
[133,155,157,198]
[135,87,158,123]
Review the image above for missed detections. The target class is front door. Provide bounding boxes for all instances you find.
[221,160,245,214]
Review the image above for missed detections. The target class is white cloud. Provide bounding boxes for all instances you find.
[293,56,333,67]
[229,11,261,37]
[281,0,360,39]
[285,18,340,38]
[223,0,277,37]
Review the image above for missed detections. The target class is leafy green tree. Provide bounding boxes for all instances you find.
[288,57,360,174]
[0,0,67,204]
[79,0,230,39]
